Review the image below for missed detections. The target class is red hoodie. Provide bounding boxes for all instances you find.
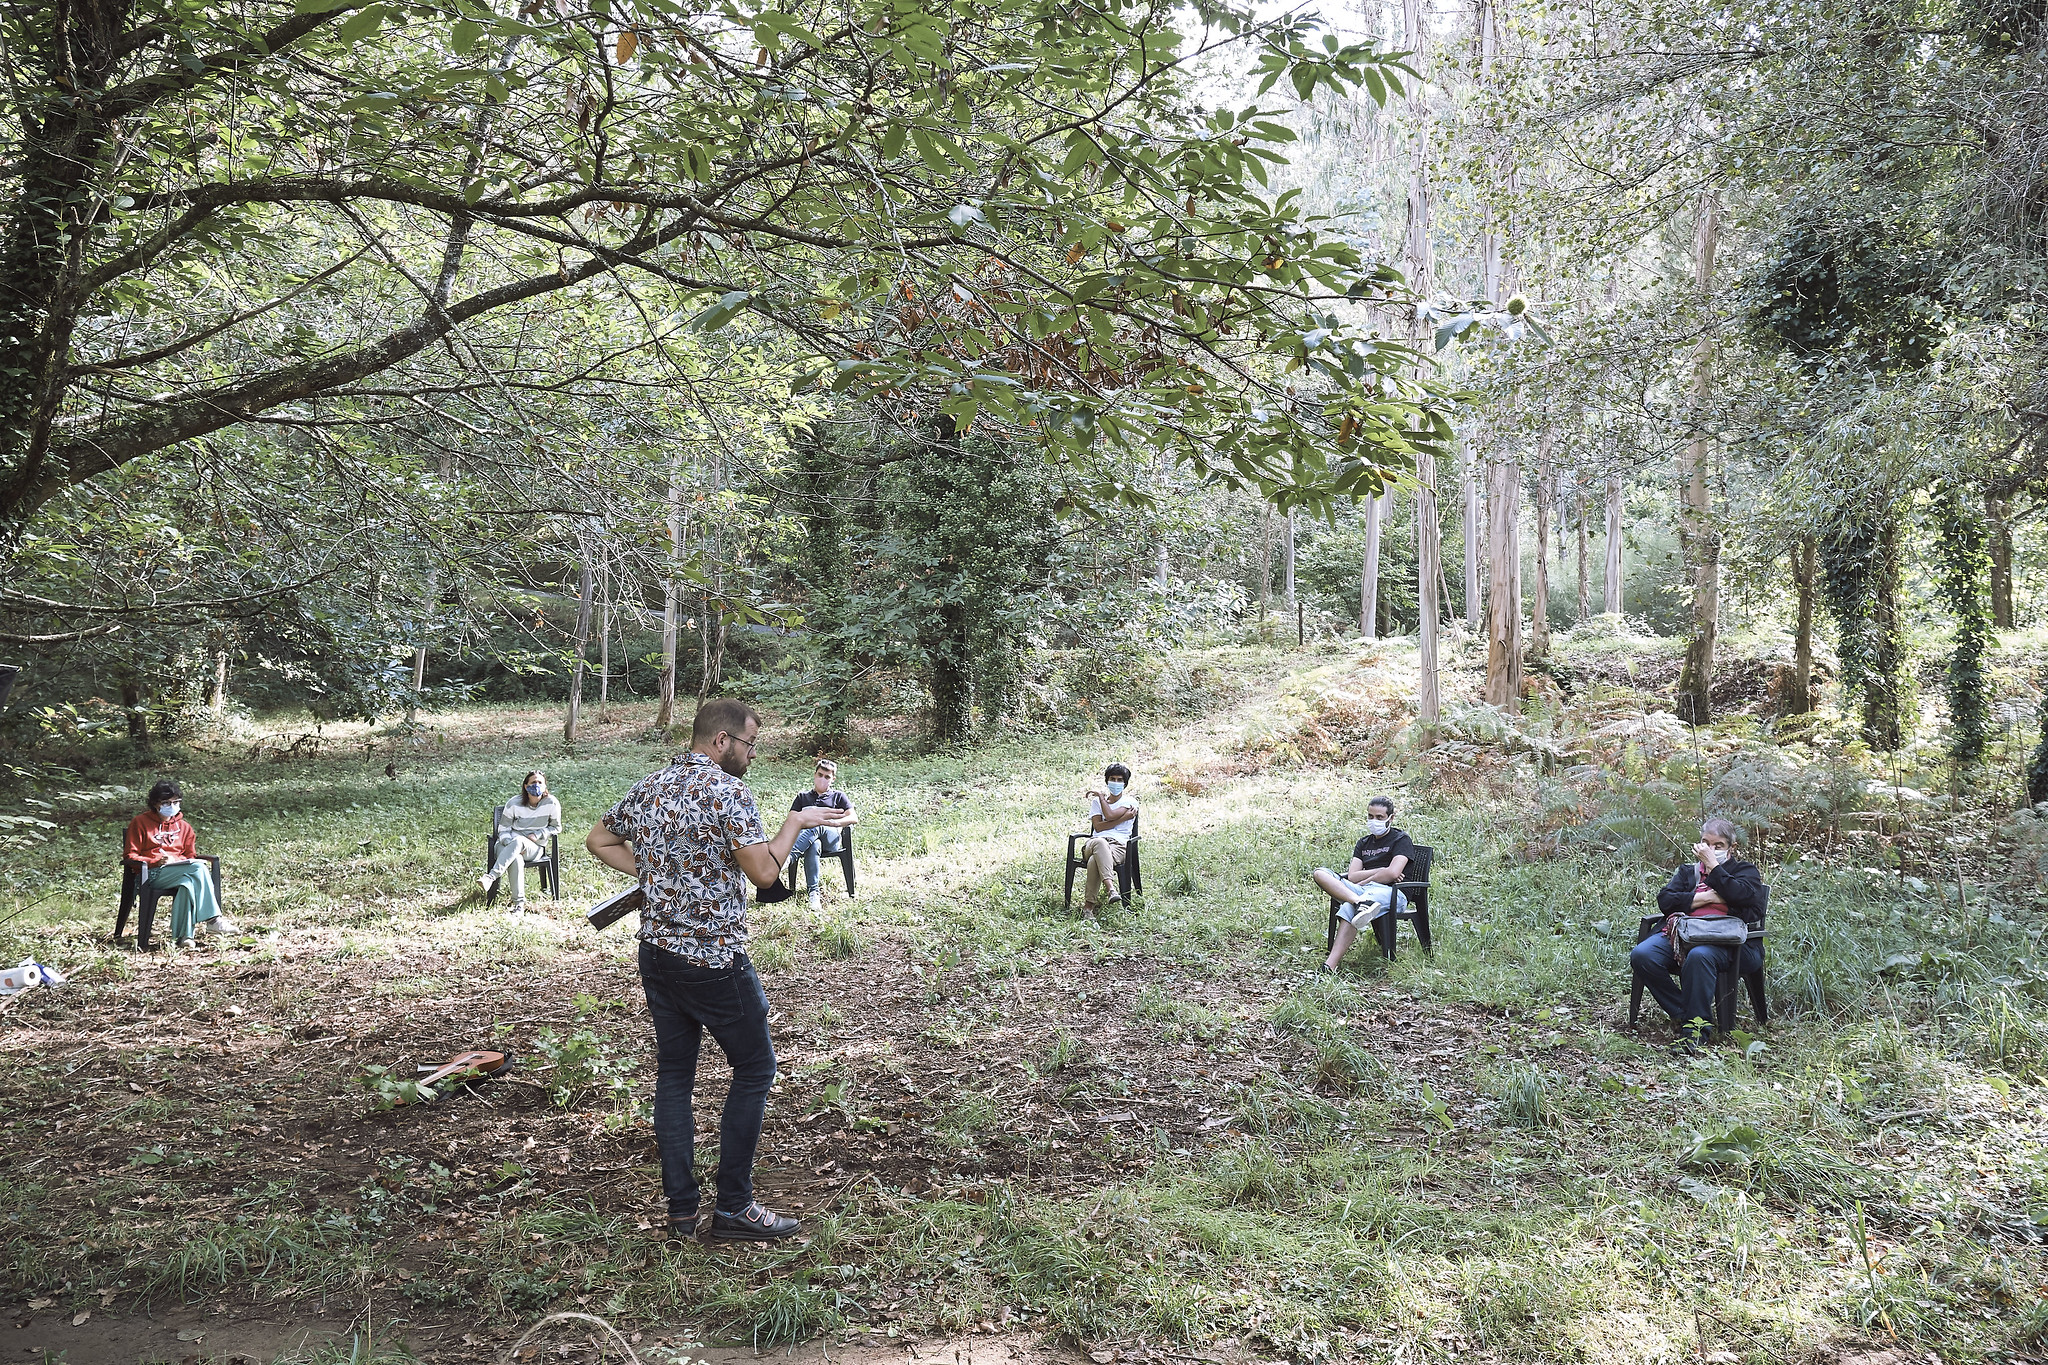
[124,810,196,866]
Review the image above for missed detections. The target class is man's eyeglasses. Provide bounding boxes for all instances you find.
[723,733,758,755]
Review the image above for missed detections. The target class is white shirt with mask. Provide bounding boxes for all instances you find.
[1088,787,1138,843]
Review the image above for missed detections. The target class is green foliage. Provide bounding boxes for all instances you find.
[529,1028,636,1111]
[1750,213,1953,377]
[356,1065,435,1111]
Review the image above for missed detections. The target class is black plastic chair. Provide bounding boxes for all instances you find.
[483,831,560,907]
[784,826,857,898]
[114,856,224,950]
[1325,844,1433,960]
[1629,886,1770,1037]
[1063,811,1142,911]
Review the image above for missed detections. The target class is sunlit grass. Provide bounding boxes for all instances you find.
[3,651,2044,1360]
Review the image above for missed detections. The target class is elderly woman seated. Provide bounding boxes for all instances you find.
[1629,817,1766,1051]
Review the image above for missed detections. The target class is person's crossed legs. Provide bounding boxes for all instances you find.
[1314,867,1399,970]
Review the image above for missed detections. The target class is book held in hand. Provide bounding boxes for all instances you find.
[586,885,645,932]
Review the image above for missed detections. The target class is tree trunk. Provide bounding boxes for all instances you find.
[657,470,683,730]
[1483,459,1523,705]
[1417,453,1443,722]
[1283,510,1297,608]
[705,612,728,699]
[565,555,594,742]
[121,672,148,744]
[597,570,612,722]
[1360,492,1384,638]
[1603,473,1624,614]
[407,567,438,726]
[1463,446,1483,629]
[210,650,230,718]
[1530,429,1553,661]
[1257,503,1272,621]
[1988,495,2014,630]
[1575,477,1589,622]
[1866,514,1907,750]
[1786,535,1816,715]
[1675,189,1720,726]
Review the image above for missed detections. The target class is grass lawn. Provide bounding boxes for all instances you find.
[2,643,2044,1365]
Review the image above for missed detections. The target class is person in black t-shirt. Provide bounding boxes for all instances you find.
[1311,796,1415,972]
[790,759,858,910]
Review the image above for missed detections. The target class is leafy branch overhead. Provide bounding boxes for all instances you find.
[0,0,1448,532]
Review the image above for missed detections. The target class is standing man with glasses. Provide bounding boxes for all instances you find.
[585,698,850,1241]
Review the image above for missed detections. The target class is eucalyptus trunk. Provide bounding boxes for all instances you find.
[1603,474,1624,614]
[1483,459,1522,706]
[564,555,594,742]
[1529,429,1553,661]
[1416,454,1444,722]
[1359,493,1384,638]
[656,469,684,730]
[1675,190,1720,726]
[1574,477,1589,622]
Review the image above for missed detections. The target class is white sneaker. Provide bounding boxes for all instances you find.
[807,890,822,912]
[478,872,496,894]
[203,915,237,936]
[176,937,196,949]
[507,899,527,914]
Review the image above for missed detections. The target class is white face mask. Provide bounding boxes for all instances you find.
[1105,780,1125,797]
[158,803,181,820]
[1366,818,1389,836]
[1707,847,1729,866]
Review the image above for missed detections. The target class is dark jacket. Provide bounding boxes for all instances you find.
[1656,857,1766,927]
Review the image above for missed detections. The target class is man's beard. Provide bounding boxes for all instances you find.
[718,749,751,778]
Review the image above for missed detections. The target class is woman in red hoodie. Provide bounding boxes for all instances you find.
[124,780,233,947]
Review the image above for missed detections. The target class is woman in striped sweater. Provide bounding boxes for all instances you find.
[480,771,562,912]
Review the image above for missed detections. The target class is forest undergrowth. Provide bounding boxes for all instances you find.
[1,636,2045,1365]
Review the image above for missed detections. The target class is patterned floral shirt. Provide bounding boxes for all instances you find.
[602,753,767,966]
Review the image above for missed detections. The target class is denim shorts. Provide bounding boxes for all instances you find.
[1335,881,1404,923]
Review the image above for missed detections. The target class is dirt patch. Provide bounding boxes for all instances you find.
[4,1307,1107,1365]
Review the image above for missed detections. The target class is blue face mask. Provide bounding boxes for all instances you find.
[159,803,181,820]
[1105,781,1126,797]
[526,784,543,797]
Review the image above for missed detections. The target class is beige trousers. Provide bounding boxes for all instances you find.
[1083,836,1127,908]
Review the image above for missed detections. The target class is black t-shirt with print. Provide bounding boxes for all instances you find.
[791,790,852,815]
[1351,826,1415,875]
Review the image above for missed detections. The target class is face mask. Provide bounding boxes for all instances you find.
[1708,847,1729,866]
[1105,781,1125,797]
[525,784,543,797]
[1366,818,1389,836]
[158,803,180,820]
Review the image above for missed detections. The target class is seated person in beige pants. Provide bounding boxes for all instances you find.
[1080,763,1138,913]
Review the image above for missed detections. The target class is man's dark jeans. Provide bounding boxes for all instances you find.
[1630,931,1764,1042]
[638,942,776,1217]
